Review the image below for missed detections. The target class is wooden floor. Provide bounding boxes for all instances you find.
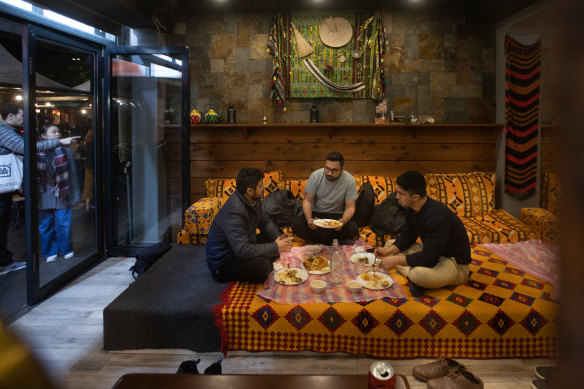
[9,257,553,389]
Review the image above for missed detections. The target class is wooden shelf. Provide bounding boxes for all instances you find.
[189,123,502,139]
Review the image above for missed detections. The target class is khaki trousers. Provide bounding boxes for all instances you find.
[385,240,470,289]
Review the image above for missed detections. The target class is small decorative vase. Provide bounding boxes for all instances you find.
[190,109,202,124]
[204,104,221,124]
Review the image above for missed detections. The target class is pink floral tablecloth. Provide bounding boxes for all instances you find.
[257,239,406,304]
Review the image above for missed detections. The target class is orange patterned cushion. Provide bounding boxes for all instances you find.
[520,207,559,245]
[354,176,398,204]
[425,172,496,218]
[541,171,560,215]
[205,171,282,202]
[460,209,536,244]
[284,179,309,200]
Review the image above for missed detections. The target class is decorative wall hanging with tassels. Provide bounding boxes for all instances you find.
[268,11,387,110]
[504,35,541,200]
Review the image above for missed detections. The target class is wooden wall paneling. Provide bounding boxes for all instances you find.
[184,124,502,204]
[168,143,496,162]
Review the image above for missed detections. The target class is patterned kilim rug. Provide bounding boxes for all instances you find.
[504,35,541,200]
[213,246,557,358]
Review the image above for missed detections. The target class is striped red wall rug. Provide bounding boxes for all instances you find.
[504,35,541,200]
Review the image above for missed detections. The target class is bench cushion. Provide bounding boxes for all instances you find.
[426,172,496,217]
[205,170,283,202]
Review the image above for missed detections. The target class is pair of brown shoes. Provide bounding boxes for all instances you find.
[412,357,484,389]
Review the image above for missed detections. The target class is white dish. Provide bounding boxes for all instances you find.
[358,272,393,290]
[313,218,343,229]
[350,252,377,266]
[274,268,309,285]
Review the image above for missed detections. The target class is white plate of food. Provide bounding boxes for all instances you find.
[313,218,343,229]
[350,252,377,266]
[358,272,393,290]
[302,255,331,274]
[274,268,309,285]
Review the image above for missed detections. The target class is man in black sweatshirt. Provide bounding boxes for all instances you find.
[375,171,471,297]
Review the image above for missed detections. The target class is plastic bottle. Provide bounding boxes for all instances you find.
[330,239,343,285]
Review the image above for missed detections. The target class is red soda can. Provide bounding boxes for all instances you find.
[368,361,396,389]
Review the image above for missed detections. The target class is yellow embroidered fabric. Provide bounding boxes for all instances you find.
[178,172,536,246]
[519,171,560,245]
[284,179,309,200]
[215,246,558,359]
[205,171,283,202]
[461,209,536,244]
[425,172,496,218]
[520,208,558,244]
[354,175,398,204]
[180,197,224,244]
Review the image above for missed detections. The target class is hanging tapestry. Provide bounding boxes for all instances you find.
[268,11,386,110]
[504,35,541,200]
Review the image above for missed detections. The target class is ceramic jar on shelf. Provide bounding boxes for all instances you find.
[190,109,202,124]
[204,104,220,124]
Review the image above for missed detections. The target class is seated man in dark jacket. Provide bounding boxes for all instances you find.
[375,171,471,297]
[206,168,294,283]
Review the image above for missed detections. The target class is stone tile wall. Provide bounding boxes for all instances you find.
[169,9,495,124]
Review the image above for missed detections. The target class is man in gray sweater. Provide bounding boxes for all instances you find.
[0,104,79,268]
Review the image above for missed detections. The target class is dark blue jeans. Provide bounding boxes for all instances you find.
[38,208,72,258]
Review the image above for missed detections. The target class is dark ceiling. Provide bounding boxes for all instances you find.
[29,0,541,36]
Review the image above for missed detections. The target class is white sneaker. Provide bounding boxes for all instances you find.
[46,254,57,262]
[63,252,74,259]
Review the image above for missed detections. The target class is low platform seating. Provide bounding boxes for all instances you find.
[177,171,535,246]
[103,244,558,358]
[520,171,560,245]
[103,245,226,352]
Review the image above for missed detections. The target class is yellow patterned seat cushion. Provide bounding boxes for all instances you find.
[205,170,283,202]
[354,175,398,204]
[520,207,559,245]
[425,172,496,218]
[461,209,536,244]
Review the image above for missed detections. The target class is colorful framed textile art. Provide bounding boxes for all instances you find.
[504,35,541,200]
[268,11,386,109]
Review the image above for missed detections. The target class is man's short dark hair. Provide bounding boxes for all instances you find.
[396,171,427,197]
[236,168,264,194]
[0,104,22,120]
[326,151,344,168]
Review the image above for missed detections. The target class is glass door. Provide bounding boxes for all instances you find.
[104,47,189,255]
[0,16,27,320]
[23,25,103,304]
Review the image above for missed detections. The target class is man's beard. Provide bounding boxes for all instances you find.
[325,174,338,181]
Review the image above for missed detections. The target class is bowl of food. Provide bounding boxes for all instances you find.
[350,252,375,266]
[310,279,327,294]
[304,244,322,257]
[346,279,362,293]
